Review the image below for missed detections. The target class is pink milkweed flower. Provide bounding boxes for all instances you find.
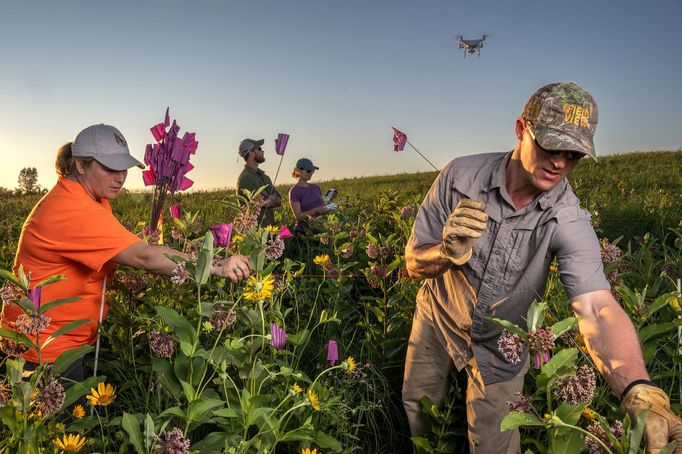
[278,225,293,239]
[209,224,233,248]
[169,204,182,220]
[270,323,286,351]
[326,339,339,365]
[29,286,42,311]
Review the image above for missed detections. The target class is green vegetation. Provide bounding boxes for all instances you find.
[0,149,680,453]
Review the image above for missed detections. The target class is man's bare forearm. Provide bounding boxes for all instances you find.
[572,290,649,395]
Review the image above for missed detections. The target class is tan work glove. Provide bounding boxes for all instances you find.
[620,384,682,453]
[439,199,488,265]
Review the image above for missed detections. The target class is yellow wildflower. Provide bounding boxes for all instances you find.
[292,383,303,395]
[544,311,555,322]
[266,225,280,234]
[344,356,357,373]
[582,407,596,421]
[313,254,331,266]
[72,404,85,419]
[53,433,86,452]
[549,262,558,273]
[302,449,318,454]
[307,389,320,411]
[670,297,681,313]
[243,274,275,302]
[86,382,116,407]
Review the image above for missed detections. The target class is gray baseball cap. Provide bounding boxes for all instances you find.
[72,124,144,170]
[238,138,265,157]
[522,82,599,161]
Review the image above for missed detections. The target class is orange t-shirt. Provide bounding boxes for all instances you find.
[1,177,141,363]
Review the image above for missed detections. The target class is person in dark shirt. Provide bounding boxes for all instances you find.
[236,138,282,227]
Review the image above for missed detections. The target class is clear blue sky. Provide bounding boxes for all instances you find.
[1,0,680,191]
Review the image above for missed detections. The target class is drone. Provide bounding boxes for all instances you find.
[457,35,486,58]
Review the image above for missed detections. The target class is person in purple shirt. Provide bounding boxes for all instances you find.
[288,158,337,235]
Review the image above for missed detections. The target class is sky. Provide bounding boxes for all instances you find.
[1,0,681,192]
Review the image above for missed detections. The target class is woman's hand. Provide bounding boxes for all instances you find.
[212,255,252,283]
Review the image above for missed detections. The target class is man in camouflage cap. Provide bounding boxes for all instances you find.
[403,82,682,453]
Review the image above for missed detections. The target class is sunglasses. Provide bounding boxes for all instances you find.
[526,122,585,161]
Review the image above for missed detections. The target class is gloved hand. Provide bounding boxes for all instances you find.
[620,384,682,453]
[439,199,488,265]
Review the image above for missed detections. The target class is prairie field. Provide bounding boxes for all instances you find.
[1,149,681,453]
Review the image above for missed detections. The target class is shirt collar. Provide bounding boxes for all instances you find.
[243,164,264,175]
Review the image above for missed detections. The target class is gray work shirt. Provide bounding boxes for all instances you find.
[409,152,610,384]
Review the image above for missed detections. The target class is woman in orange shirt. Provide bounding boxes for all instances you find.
[1,124,250,380]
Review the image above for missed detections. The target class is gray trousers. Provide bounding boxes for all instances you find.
[402,302,527,454]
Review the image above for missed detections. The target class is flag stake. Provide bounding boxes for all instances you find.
[406,139,439,172]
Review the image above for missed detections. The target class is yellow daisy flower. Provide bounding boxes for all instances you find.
[86,382,116,407]
[292,383,303,395]
[549,262,558,273]
[313,254,331,266]
[243,274,275,302]
[302,449,318,454]
[266,225,280,234]
[72,404,85,419]
[343,356,357,373]
[53,433,86,453]
[307,389,320,411]
[582,407,596,421]
[670,297,681,313]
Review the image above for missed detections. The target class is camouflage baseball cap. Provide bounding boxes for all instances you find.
[522,82,598,161]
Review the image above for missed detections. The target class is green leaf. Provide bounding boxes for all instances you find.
[144,413,155,452]
[555,402,587,426]
[194,232,214,285]
[550,317,578,338]
[41,319,90,348]
[540,348,578,378]
[63,376,102,407]
[14,296,37,315]
[213,408,241,418]
[52,345,93,376]
[188,398,225,422]
[39,296,82,315]
[288,329,311,346]
[121,413,145,454]
[526,301,547,332]
[314,431,342,450]
[155,306,196,344]
[152,357,182,399]
[179,379,196,402]
[639,319,682,344]
[628,408,649,454]
[0,327,36,351]
[279,427,315,442]
[0,269,26,291]
[488,317,528,339]
[500,412,544,431]
[411,437,436,454]
[159,406,186,420]
[553,429,585,454]
[35,274,67,288]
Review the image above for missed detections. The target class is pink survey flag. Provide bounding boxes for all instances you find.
[392,127,407,152]
[274,133,289,156]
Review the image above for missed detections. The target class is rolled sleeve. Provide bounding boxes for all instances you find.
[552,209,610,298]
[411,162,456,248]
